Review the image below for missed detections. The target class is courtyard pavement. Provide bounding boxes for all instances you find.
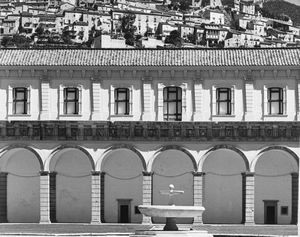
[0,224,297,236]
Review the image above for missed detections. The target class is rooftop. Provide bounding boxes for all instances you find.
[0,48,299,67]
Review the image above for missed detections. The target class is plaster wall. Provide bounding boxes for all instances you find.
[202,149,247,223]
[102,149,143,223]
[254,150,298,224]
[50,149,92,223]
[1,148,40,222]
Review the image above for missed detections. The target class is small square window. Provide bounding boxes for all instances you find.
[135,206,141,214]
[281,206,288,215]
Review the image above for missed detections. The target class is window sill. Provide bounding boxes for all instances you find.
[8,114,31,117]
[110,114,134,118]
[212,115,236,117]
[264,114,288,117]
[59,114,82,117]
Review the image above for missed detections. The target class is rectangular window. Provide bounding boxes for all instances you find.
[13,87,27,114]
[64,87,79,114]
[216,88,231,115]
[163,87,182,121]
[268,87,283,115]
[115,88,129,115]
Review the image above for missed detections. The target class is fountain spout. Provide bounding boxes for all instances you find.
[159,184,184,205]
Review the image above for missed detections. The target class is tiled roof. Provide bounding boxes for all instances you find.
[0,48,299,67]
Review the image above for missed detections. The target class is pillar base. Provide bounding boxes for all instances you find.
[163,217,178,231]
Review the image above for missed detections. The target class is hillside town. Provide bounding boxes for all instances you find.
[0,0,300,48]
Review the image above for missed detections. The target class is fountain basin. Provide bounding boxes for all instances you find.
[138,205,205,218]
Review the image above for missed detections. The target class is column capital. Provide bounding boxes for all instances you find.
[40,171,49,176]
[49,171,57,176]
[242,172,255,177]
[91,171,101,176]
[193,171,205,176]
[142,171,153,176]
[291,172,299,177]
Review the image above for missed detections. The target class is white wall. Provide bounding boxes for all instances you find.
[254,150,298,224]
[50,149,92,223]
[1,148,40,223]
[202,149,247,223]
[102,149,143,223]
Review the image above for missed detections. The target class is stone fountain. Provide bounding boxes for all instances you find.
[134,184,213,237]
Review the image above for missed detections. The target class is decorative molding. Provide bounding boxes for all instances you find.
[0,121,298,142]
[260,69,265,78]
[5,70,10,77]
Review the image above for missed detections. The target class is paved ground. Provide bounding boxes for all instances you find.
[0,224,297,236]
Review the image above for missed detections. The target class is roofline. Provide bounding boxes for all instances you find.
[0,47,299,50]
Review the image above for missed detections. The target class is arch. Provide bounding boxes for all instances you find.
[251,145,299,172]
[45,144,95,171]
[98,144,146,172]
[148,145,197,172]
[199,144,249,172]
[0,144,44,171]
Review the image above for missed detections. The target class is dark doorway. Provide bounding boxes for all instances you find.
[120,205,129,223]
[118,199,131,223]
[264,200,278,224]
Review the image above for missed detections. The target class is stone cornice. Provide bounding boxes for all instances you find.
[1,121,299,142]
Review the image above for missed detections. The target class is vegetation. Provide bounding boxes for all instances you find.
[165,30,183,47]
[262,0,300,26]
[119,14,137,46]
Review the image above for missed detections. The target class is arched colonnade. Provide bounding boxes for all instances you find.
[0,143,297,225]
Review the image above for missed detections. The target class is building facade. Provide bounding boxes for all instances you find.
[0,48,299,226]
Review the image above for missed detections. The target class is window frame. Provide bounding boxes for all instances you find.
[63,87,79,115]
[13,87,28,115]
[163,86,182,121]
[267,87,284,115]
[216,87,232,115]
[114,87,130,115]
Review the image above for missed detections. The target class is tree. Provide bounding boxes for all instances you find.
[120,14,137,46]
[165,30,182,47]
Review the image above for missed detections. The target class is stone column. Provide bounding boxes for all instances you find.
[243,172,255,225]
[193,78,204,121]
[142,77,153,121]
[100,172,105,222]
[40,78,50,120]
[40,171,51,223]
[291,172,298,224]
[142,171,153,224]
[244,74,254,121]
[193,172,204,226]
[49,172,57,223]
[91,78,102,120]
[0,172,7,222]
[91,171,101,224]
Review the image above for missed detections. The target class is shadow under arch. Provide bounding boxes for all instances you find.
[97,144,146,172]
[0,144,44,171]
[251,145,299,172]
[199,144,250,172]
[45,144,95,171]
[148,144,197,172]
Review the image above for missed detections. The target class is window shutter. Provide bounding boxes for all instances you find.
[264,86,268,115]
[212,86,216,115]
[78,86,82,115]
[26,86,31,115]
[129,86,133,115]
[8,86,13,115]
[231,87,234,115]
[59,85,64,115]
[283,87,287,115]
